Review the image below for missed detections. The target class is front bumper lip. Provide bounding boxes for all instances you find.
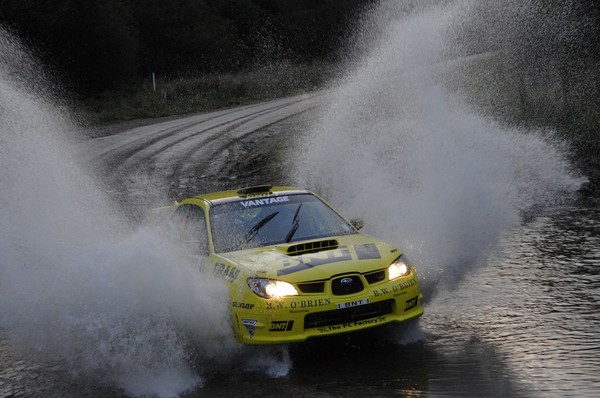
[238,296,423,344]
[233,274,423,345]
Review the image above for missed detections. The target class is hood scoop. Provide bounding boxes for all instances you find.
[285,239,339,256]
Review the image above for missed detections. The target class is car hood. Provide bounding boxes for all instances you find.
[218,234,401,282]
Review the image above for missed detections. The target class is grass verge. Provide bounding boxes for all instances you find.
[77,62,340,126]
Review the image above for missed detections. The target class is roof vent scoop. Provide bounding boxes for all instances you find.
[237,185,273,196]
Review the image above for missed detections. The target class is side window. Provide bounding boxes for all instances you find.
[173,205,209,255]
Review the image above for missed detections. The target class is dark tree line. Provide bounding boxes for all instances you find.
[0,0,374,95]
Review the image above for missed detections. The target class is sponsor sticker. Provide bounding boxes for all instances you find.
[241,196,290,207]
[232,301,255,310]
[214,263,240,282]
[336,298,370,309]
[266,301,283,310]
[278,248,352,276]
[317,316,387,333]
[289,309,309,314]
[241,318,258,339]
[269,320,294,332]
[354,243,381,260]
[372,278,416,297]
[290,298,331,309]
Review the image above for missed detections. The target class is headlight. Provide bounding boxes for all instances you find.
[247,278,299,299]
[388,255,411,280]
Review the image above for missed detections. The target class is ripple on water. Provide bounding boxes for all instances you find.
[424,207,600,396]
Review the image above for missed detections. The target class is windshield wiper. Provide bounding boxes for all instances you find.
[245,211,279,242]
[284,203,303,243]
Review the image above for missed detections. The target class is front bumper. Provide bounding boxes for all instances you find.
[231,271,423,344]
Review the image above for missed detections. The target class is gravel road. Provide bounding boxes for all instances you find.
[79,92,327,219]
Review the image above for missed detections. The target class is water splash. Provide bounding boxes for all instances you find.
[296,1,583,295]
[241,346,293,378]
[0,29,236,397]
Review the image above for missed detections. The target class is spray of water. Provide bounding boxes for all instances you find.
[0,0,587,391]
[0,29,238,397]
[296,1,583,295]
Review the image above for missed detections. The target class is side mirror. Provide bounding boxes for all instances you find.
[350,218,364,231]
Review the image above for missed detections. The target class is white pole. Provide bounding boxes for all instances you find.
[152,72,156,92]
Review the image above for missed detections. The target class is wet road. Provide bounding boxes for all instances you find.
[2,95,599,397]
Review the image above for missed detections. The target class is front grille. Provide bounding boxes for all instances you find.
[297,282,326,293]
[331,275,364,295]
[304,299,394,329]
[299,271,384,295]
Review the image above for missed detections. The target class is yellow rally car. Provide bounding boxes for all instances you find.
[154,185,423,344]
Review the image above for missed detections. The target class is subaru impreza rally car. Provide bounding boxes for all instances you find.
[151,185,423,344]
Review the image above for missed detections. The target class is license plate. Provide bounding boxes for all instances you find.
[336,298,370,309]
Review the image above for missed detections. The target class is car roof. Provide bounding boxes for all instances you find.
[193,185,310,206]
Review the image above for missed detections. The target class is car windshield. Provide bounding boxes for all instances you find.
[210,193,356,252]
